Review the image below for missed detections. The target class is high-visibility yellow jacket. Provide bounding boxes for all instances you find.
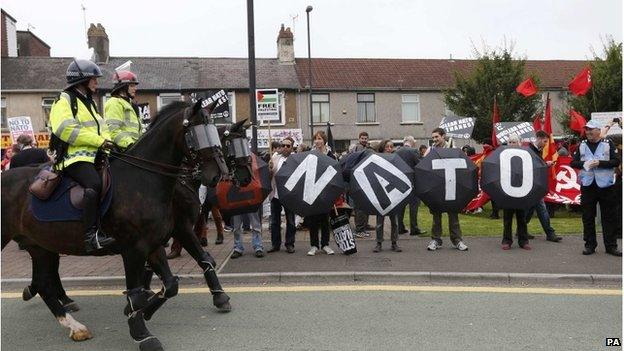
[104,96,142,149]
[49,92,110,170]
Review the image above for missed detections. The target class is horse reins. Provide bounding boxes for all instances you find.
[109,151,198,179]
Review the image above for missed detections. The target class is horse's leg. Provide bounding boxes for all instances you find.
[48,253,80,312]
[28,246,91,341]
[141,247,179,321]
[177,231,231,312]
[122,248,164,351]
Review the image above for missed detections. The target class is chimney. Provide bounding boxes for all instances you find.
[87,23,109,63]
[276,24,294,64]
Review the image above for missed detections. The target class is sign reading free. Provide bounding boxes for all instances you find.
[256,89,281,124]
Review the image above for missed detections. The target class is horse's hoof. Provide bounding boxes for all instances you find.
[22,286,35,301]
[213,293,231,313]
[70,328,93,341]
[139,337,164,351]
[63,301,80,313]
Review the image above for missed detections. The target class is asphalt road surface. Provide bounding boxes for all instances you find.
[1,285,620,351]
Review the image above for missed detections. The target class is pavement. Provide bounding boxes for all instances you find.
[1,218,621,288]
[2,286,621,350]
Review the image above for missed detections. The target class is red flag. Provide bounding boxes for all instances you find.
[516,78,538,97]
[568,67,592,96]
[533,113,542,132]
[542,96,559,193]
[544,155,581,205]
[569,110,587,137]
[491,99,500,148]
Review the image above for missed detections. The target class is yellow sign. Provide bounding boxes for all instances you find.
[1,133,50,149]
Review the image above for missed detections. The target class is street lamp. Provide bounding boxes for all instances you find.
[306,5,313,143]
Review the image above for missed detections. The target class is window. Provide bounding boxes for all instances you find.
[1,98,6,128]
[157,93,183,111]
[357,93,376,123]
[401,94,421,123]
[42,97,56,128]
[312,93,330,123]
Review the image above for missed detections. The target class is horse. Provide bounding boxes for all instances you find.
[1,99,228,351]
[20,119,253,319]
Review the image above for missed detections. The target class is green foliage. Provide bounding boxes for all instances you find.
[561,39,622,132]
[444,48,541,143]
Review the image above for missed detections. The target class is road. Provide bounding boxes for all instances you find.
[1,285,621,351]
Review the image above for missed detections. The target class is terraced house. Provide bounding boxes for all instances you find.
[1,10,587,152]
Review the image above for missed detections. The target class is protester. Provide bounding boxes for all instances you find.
[372,139,402,252]
[426,128,468,251]
[525,130,562,242]
[418,144,428,157]
[570,120,621,256]
[500,135,531,250]
[353,131,373,237]
[600,118,621,138]
[306,131,335,255]
[270,140,282,158]
[230,210,264,259]
[268,136,297,253]
[9,134,50,168]
[1,145,17,170]
[397,136,426,236]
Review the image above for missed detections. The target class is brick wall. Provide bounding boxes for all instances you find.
[17,31,50,56]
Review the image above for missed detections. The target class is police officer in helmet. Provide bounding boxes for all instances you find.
[49,59,117,253]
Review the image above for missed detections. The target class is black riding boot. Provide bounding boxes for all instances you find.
[83,188,115,253]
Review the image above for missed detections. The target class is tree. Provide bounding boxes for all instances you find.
[444,47,541,143]
[559,39,622,133]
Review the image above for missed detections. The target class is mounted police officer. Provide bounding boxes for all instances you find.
[104,69,142,149]
[570,120,621,256]
[49,59,116,253]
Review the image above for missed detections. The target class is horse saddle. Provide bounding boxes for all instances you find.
[30,166,114,222]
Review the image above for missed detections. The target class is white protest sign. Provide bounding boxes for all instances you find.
[7,116,34,144]
[256,89,281,124]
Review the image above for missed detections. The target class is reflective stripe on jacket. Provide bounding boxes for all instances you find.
[104,97,142,148]
[49,92,110,169]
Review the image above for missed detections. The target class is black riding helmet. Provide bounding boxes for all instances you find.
[66,59,103,89]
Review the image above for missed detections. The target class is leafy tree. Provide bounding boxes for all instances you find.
[444,48,541,143]
[558,39,622,133]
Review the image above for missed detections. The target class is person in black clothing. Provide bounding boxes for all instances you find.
[9,134,50,169]
[500,135,531,250]
[570,120,621,256]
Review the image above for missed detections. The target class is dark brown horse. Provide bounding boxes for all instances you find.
[20,121,253,320]
[1,100,227,351]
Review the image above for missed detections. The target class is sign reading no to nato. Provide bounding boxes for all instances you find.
[7,116,34,143]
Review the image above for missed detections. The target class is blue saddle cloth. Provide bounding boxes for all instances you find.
[30,173,113,222]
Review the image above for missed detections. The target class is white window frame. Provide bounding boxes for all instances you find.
[157,93,183,111]
[356,93,376,123]
[227,91,236,122]
[311,93,330,124]
[1,97,7,128]
[401,94,421,123]
[42,97,56,127]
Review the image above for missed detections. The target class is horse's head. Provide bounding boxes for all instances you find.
[182,99,230,187]
[220,119,253,187]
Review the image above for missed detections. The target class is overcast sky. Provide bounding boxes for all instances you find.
[3,0,622,60]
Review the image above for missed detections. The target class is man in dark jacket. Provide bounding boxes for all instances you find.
[9,134,50,168]
[525,130,562,242]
